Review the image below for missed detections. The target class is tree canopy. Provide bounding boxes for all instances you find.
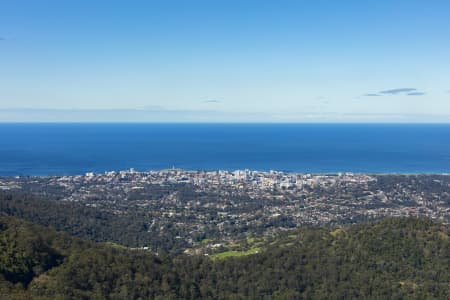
[1,215,448,299]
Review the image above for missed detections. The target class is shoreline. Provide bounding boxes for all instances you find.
[1,168,450,178]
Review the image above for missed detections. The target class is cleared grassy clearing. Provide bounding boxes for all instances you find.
[210,247,261,259]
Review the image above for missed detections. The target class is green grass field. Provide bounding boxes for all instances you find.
[210,247,261,260]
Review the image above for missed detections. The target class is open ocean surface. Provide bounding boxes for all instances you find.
[1,123,449,176]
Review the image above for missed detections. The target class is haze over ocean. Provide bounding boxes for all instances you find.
[1,123,449,176]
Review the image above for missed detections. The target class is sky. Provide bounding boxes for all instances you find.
[0,0,449,122]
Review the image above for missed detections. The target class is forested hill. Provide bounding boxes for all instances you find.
[1,215,449,299]
[0,191,164,250]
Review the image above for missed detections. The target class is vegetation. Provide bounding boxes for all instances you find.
[1,215,448,299]
[1,172,449,260]
[0,191,189,253]
[210,247,261,260]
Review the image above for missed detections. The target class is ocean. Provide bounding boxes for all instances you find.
[0,123,449,176]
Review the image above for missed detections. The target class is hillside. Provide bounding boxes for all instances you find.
[1,215,448,299]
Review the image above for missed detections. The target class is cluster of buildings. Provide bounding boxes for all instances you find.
[1,169,448,251]
[80,168,376,193]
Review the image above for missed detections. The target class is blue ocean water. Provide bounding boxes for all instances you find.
[0,123,449,176]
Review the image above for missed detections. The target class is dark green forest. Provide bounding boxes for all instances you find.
[0,191,194,253]
[1,214,448,299]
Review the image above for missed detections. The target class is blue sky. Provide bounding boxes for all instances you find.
[1,0,449,122]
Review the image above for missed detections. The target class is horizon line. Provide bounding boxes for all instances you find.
[1,121,450,125]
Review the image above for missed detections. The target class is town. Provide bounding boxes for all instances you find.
[1,169,449,253]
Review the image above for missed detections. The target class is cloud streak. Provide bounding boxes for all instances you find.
[407,92,426,96]
[364,88,426,97]
[379,88,417,95]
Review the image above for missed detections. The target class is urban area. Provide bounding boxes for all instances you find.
[1,169,449,253]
